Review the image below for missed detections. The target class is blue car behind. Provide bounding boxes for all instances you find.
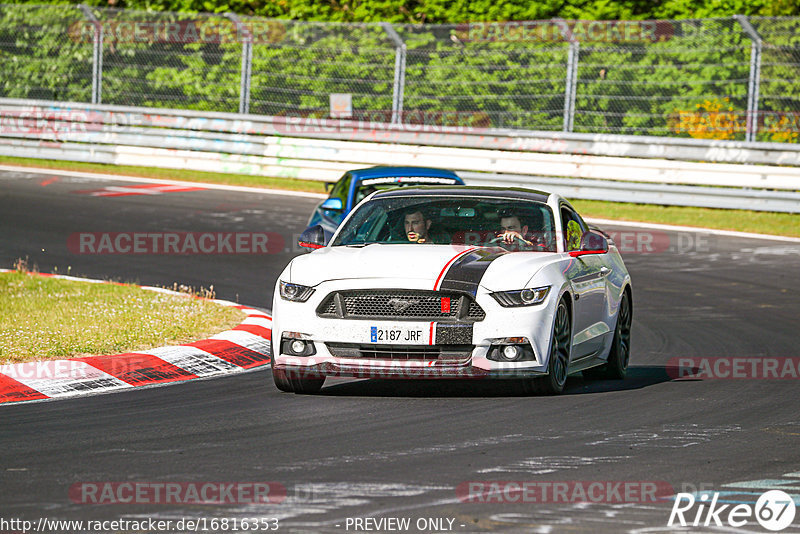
[306,166,464,239]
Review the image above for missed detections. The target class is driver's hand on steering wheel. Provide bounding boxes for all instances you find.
[497,230,532,246]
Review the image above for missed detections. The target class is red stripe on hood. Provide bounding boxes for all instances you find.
[434,247,478,290]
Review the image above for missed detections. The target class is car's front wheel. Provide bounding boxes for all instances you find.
[524,298,571,395]
[271,358,325,394]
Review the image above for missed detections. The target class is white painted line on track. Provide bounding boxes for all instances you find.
[5,163,797,242]
[585,217,800,243]
[0,164,328,199]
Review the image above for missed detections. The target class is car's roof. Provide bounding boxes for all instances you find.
[372,185,552,203]
[348,166,462,181]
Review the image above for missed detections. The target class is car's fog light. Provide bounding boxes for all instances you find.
[502,345,521,361]
[281,335,317,356]
[487,338,536,363]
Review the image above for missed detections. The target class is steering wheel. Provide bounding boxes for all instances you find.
[489,235,522,249]
[490,233,540,250]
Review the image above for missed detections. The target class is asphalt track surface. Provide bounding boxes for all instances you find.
[1,168,799,533]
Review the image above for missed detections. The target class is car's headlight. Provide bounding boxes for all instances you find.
[490,286,550,307]
[279,281,315,302]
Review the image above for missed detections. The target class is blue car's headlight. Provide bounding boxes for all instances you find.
[279,281,315,302]
[491,286,550,307]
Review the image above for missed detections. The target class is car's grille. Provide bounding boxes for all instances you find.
[316,290,485,322]
[326,343,474,362]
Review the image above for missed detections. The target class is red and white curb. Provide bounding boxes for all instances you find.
[0,270,271,405]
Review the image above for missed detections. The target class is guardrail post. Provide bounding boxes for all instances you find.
[79,5,102,104]
[381,23,406,125]
[226,13,252,115]
[554,19,579,133]
[735,15,762,143]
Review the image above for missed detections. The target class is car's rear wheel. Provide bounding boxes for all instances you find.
[583,289,632,380]
[524,298,571,395]
[271,358,325,394]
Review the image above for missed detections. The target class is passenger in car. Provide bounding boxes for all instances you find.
[404,209,432,243]
[404,209,449,244]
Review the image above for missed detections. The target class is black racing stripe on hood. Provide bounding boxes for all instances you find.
[438,248,508,296]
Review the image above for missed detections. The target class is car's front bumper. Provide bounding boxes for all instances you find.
[272,278,560,380]
[272,359,548,380]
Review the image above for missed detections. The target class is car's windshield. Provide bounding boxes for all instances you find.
[332,195,557,251]
[353,176,460,205]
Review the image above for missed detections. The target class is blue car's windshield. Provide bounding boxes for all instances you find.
[353,176,460,206]
[332,195,557,251]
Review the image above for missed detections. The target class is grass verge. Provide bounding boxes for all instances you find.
[2,155,798,238]
[0,269,245,364]
[571,200,800,238]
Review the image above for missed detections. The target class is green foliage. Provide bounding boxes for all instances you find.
[247,23,395,116]
[1,3,799,142]
[0,4,93,101]
[7,0,800,22]
[94,8,242,110]
[571,18,753,138]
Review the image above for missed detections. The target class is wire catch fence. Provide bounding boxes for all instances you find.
[1,5,799,143]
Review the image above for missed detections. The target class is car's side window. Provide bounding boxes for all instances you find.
[354,185,375,205]
[561,206,586,251]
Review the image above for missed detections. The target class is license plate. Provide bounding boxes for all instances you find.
[369,326,426,344]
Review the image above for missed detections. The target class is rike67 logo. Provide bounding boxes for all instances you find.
[669,490,797,531]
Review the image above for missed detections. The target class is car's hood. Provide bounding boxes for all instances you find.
[288,244,561,292]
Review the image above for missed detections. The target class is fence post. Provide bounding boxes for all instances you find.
[79,5,102,104]
[734,15,762,143]
[554,19,579,132]
[381,23,406,125]
[226,13,252,115]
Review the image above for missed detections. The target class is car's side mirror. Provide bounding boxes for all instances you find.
[569,230,608,257]
[298,225,326,250]
[321,198,343,211]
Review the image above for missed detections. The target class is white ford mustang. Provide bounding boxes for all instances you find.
[271,186,632,395]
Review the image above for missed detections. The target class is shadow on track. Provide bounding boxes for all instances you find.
[308,365,680,398]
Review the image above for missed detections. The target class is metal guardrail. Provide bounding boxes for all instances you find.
[1,98,799,212]
[461,172,800,214]
[3,98,800,166]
